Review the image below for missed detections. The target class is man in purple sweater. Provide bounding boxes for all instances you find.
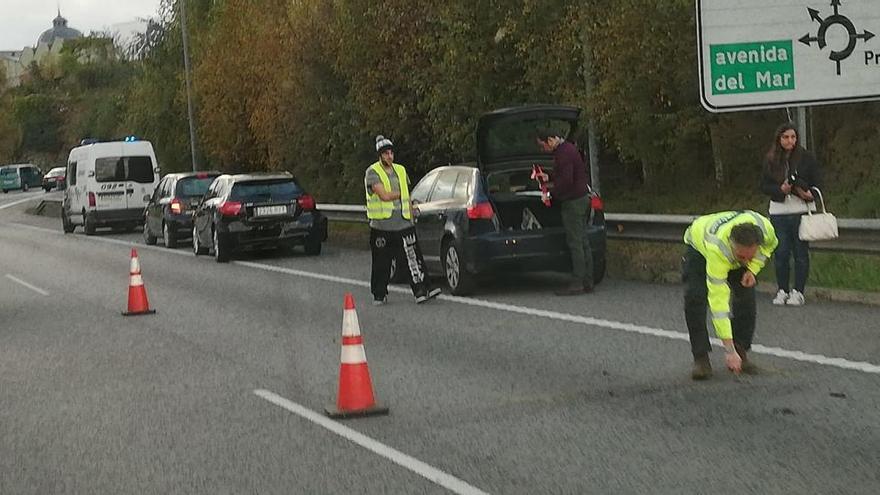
[536,128,594,295]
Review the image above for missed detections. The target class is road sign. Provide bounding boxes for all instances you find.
[697,0,880,112]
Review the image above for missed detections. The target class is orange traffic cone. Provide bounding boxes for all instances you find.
[122,248,156,316]
[325,293,389,419]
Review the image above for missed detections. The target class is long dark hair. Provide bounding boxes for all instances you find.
[765,122,802,182]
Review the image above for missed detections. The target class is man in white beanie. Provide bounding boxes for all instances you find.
[364,135,441,305]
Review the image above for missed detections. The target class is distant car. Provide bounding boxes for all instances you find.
[1,164,43,193]
[41,167,66,191]
[394,105,607,295]
[191,172,327,262]
[143,171,222,248]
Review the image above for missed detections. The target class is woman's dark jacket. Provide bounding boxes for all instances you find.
[760,148,822,203]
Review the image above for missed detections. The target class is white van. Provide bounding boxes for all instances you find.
[61,139,160,235]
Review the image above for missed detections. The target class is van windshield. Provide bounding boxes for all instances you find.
[176,176,217,198]
[95,156,155,183]
[230,180,302,203]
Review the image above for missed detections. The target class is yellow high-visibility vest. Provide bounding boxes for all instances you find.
[365,162,411,220]
[684,210,778,340]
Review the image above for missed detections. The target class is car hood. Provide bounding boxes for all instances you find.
[476,105,581,174]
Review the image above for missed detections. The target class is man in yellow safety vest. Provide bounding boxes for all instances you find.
[365,135,441,306]
[683,210,778,379]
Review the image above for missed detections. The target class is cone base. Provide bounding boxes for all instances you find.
[324,403,389,419]
[122,309,157,317]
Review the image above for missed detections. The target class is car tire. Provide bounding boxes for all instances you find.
[592,253,606,285]
[44,187,51,192]
[61,208,75,234]
[442,239,474,296]
[83,212,96,236]
[304,236,322,256]
[163,221,177,249]
[2,189,7,194]
[213,226,230,263]
[193,226,208,255]
[143,221,157,245]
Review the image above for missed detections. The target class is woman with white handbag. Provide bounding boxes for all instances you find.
[760,123,822,306]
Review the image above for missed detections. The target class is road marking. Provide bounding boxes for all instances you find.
[254,389,490,495]
[0,195,44,210]
[6,222,880,375]
[5,274,50,296]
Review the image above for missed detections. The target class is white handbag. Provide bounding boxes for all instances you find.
[798,188,838,241]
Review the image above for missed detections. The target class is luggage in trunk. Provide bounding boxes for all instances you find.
[490,192,563,231]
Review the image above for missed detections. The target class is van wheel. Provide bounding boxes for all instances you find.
[2,190,7,194]
[163,222,177,249]
[143,221,157,245]
[22,183,29,192]
[442,239,474,295]
[192,226,208,255]
[83,212,96,236]
[61,209,75,234]
[213,227,230,263]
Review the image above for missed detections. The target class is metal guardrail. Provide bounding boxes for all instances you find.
[317,203,880,255]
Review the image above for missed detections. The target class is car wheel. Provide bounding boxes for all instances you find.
[192,226,207,255]
[83,212,96,236]
[61,208,75,234]
[213,226,230,262]
[304,236,322,255]
[143,220,157,245]
[163,221,178,249]
[2,189,7,194]
[592,253,606,285]
[442,239,474,295]
[44,187,51,192]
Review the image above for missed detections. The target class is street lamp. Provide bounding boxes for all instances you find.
[180,0,199,172]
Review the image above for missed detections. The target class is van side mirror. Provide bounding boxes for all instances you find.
[154,167,161,174]
[87,170,95,177]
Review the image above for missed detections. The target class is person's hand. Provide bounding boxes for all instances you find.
[741,271,756,288]
[725,351,743,374]
[780,181,792,194]
[536,172,549,182]
[799,189,814,201]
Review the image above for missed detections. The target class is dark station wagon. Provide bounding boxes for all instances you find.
[395,105,607,295]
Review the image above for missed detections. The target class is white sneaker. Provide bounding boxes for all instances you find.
[786,289,805,306]
[772,290,789,306]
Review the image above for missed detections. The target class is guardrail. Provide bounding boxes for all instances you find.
[317,203,880,255]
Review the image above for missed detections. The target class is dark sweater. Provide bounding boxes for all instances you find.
[760,148,822,203]
[550,141,590,201]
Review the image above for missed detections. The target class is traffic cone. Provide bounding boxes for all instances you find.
[122,248,156,316]
[325,293,389,419]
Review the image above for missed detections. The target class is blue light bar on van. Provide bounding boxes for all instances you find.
[123,135,138,142]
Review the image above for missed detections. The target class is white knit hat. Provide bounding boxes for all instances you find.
[375,135,394,153]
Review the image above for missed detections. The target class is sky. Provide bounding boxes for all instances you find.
[0,0,161,50]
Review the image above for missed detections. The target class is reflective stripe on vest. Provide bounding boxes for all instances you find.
[365,162,411,220]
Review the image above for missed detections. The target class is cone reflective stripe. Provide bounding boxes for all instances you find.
[123,248,156,316]
[325,293,388,418]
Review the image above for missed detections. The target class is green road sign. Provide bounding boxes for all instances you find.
[697,0,880,112]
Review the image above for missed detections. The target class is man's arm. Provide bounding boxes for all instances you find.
[705,256,742,372]
[371,182,401,202]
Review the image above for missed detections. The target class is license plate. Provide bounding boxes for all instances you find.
[255,205,287,216]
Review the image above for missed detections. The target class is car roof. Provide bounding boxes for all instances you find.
[224,172,295,182]
[163,171,222,180]
[1,163,37,169]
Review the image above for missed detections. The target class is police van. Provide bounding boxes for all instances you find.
[62,138,160,235]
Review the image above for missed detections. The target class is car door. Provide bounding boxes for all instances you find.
[415,169,458,265]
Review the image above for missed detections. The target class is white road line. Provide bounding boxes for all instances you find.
[0,195,44,210]
[5,274,50,296]
[7,222,880,375]
[254,389,490,495]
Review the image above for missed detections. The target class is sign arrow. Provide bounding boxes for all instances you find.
[799,33,820,46]
[808,7,824,24]
[831,0,841,15]
[856,30,875,42]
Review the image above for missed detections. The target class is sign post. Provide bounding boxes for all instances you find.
[697,0,880,112]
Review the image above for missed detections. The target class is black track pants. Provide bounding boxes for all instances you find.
[370,227,430,299]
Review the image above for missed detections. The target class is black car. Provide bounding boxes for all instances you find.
[396,105,606,295]
[191,172,327,262]
[143,171,222,248]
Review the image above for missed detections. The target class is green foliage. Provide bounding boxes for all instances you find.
[13,94,62,152]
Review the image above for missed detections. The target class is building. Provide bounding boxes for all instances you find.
[1,10,83,88]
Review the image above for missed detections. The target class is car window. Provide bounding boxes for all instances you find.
[230,180,303,202]
[411,172,438,203]
[127,156,155,183]
[176,176,217,198]
[0,168,16,177]
[452,171,471,200]
[95,157,125,182]
[68,162,77,186]
[428,170,457,202]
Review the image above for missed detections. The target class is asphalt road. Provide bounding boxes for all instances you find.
[1,191,878,494]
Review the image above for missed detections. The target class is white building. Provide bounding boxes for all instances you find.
[1,11,83,88]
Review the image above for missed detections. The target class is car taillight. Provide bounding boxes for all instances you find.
[88,192,96,207]
[591,194,604,211]
[218,201,242,216]
[170,197,184,214]
[297,194,315,211]
[467,201,494,219]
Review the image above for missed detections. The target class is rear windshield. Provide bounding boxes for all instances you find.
[483,118,574,162]
[95,156,155,183]
[229,180,303,203]
[176,176,217,197]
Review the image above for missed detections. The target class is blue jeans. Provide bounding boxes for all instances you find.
[770,214,810,293]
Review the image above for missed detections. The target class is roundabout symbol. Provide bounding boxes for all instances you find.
[798,0,875,75]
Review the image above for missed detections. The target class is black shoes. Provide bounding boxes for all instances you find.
[691,354,713,380]
[415,287,442,304]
